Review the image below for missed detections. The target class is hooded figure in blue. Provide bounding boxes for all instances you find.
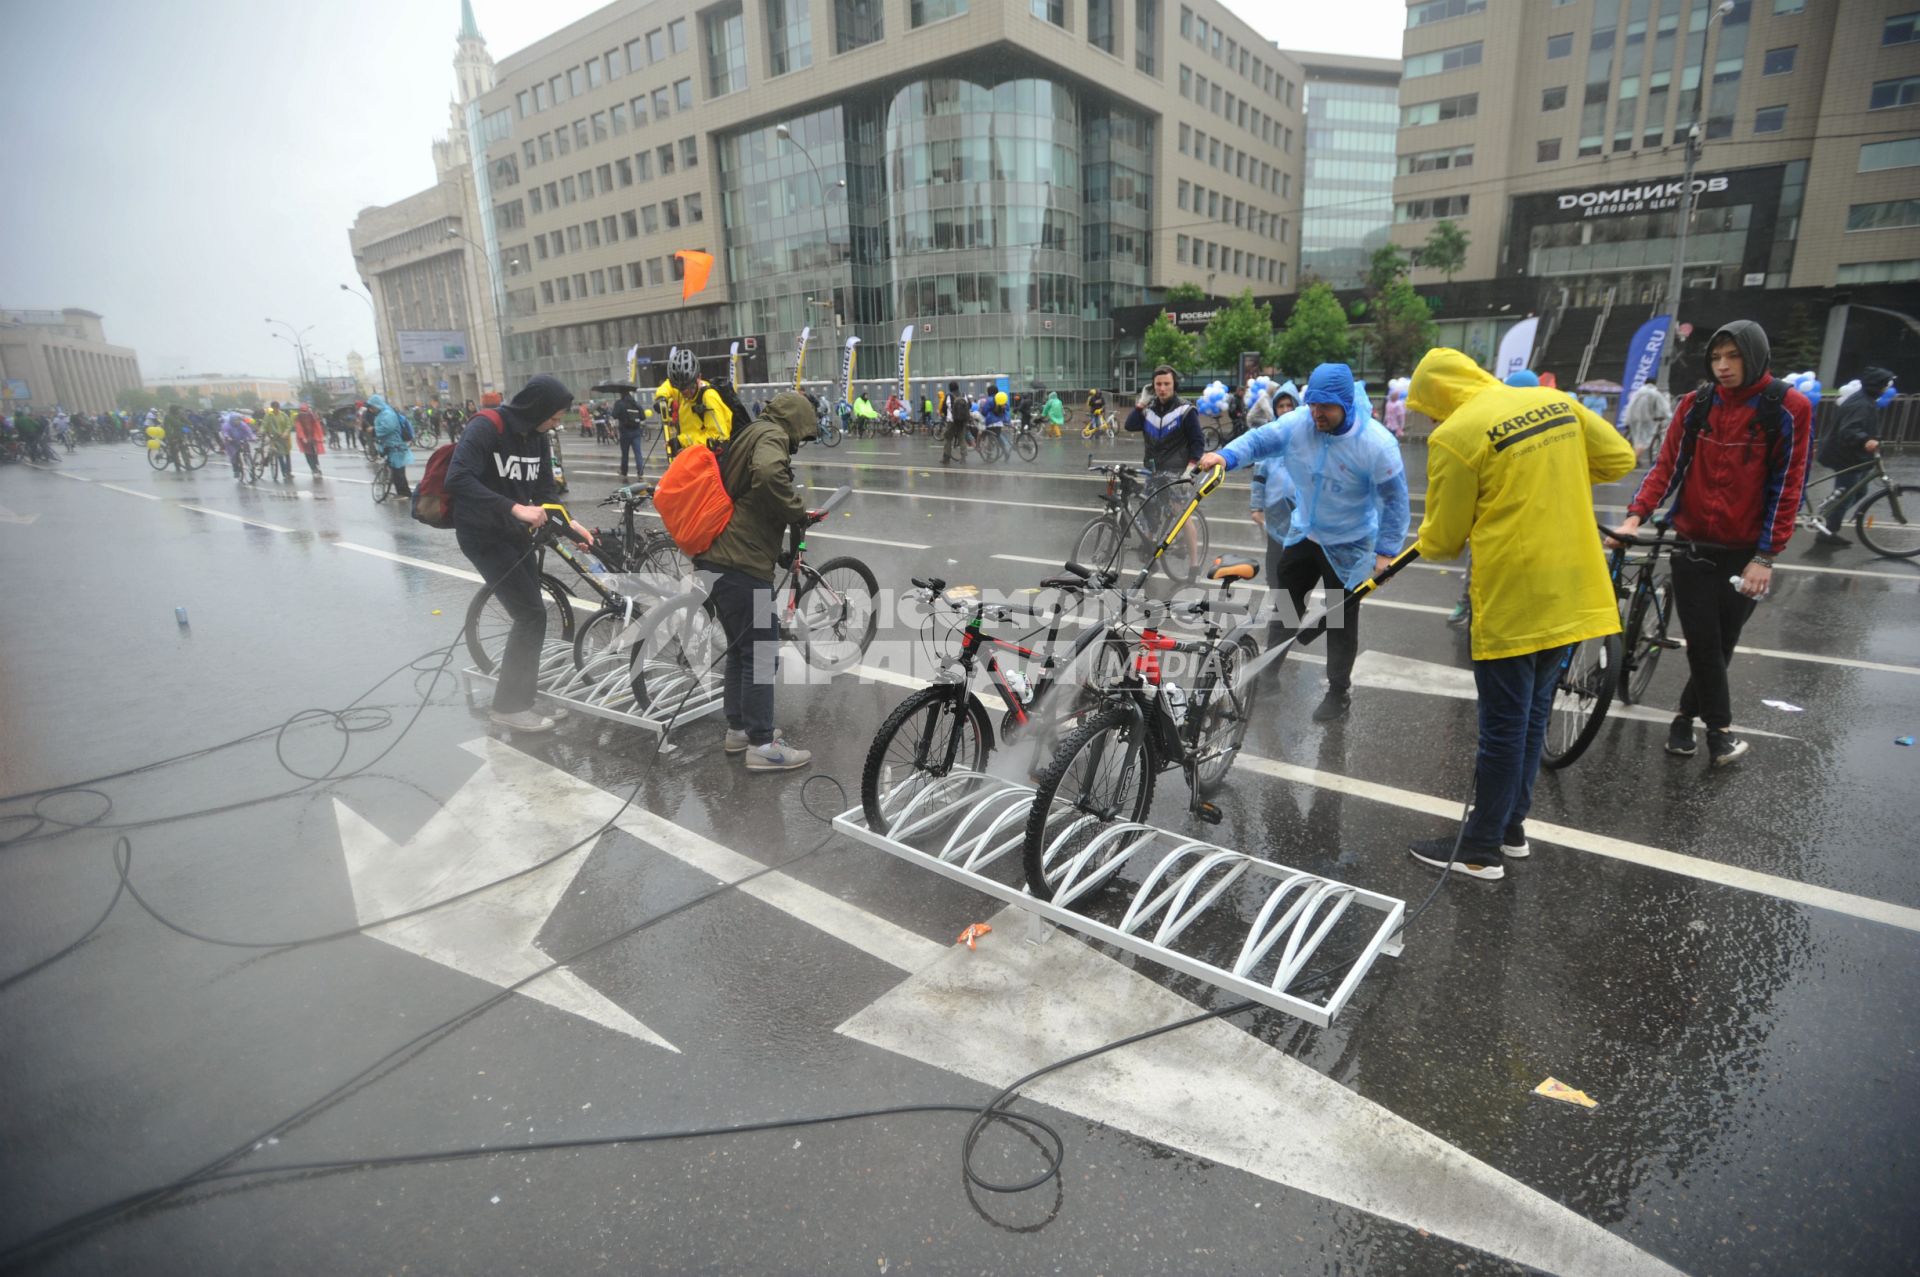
[1199,363,1410,723]
[369,393,415,497]
[1247,379,1300,547]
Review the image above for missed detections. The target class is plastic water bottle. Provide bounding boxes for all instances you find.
[1004,668,1034,705]
[1729,575,1768,602]
[1163,681,1188,724]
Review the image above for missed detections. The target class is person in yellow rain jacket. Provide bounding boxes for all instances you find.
[1404,347,1635,882]
[655,346,734,458]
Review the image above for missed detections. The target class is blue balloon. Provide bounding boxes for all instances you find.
[1877,382,1898,408]
[1803,379,1822,407]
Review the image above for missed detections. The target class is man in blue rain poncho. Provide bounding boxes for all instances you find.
[1199,364,1410,723]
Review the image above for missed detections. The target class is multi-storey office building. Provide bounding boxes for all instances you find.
[0,309,143,414]
[1296,52,1402,291]
[450,0,1306,392]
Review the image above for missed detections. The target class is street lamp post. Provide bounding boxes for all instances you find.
[776,122,849,385]
[1653,0,1736,390]
[265,318,314,392]
[340,282,389,398]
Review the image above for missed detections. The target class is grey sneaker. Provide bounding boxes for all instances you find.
[723,728,751,754]
[490,708,558,734]
[745,738,812,771]
[1446,600,1471,628]
[1707,729,1749,767]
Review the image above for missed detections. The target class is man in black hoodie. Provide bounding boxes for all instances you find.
[612,387,646,481]
[1811,367,1893,546]
[445,374,592,733]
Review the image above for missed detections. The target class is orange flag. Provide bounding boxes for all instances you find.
[676,250,714,301]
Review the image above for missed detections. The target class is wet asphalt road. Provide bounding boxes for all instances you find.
[1,431,1917,1277]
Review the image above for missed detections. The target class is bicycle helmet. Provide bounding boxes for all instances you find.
[667,346,698,392]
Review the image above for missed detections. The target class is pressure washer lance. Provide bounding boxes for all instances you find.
[1235,545,1423,684]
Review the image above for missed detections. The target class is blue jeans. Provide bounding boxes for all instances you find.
[1462,645,1571,851]
[1818,462,1875,527]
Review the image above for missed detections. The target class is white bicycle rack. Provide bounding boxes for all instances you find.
[833,770,1405,1027]
[460,639,723,747]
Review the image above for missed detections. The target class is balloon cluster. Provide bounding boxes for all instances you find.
[1782,370,1824,407]
[1878,379,1901,408]
[1386,377,1411,401]
[1245,374,1277,407]
[1196,380,1232,417]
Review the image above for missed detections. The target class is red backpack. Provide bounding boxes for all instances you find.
[411,408,504,528]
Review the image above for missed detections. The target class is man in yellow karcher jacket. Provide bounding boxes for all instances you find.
[1406,348,1635,881]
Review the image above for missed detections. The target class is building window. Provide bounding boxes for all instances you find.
[768,0,814,72]
[658,143,675,174]
[609,267,624,292]
[1030,0,1065,26]
[561,176,576,203]
[587,57,604,88]
[1546,32,1573,58]
[669,253,686,281]
[626,38,646,71]
[1886,11,1919,44]
[1178,122,1190,153]
[911,0,968,23]
[573,119,589,149]
[608,46,627,78]
[1538,137,1562,162]
[1837,258,1920,284]
[669,18,689,52]
[686,192,704,223]
[628,263,644,288]
[1870,76,1920,109]
[602,213,618,241]
[1088,0,1115,51]
[653,87,671,118]
[705,2,748,97]
[535,238,549,260]
[592,112,608,141]
[632,95,649,126]
[553,128,569,156]
[516,90,531,118]
[1399,144,1474,174]
[636,151,653,180]
[1754,104,1787,133]
[529,186,544,212]
[541,281,555,305]
[1859,136,1920,171]
[611,103,628,135]
[674,78,694,109]
[1543,85,1567,110]
[642,205,660,233]
[567,225,583,251]
[1136,0,1158,73]
[622,210,639,237]
[1408,0,1486,24]
[1763,45,1795,74]
[648,258,666,286]
[679,137,696,168]
[1395,194,1469,222]
[584,221,600,248]
[578,168,594,197]
[1177,179,1189,208]
[1400,92,1478,125]
[834,0,884,51]
[1176,233,1189,263]
[545,180,558,206]
[1773,0,1803,10]
[523,139,537,167]
[1846,199,1920,232]
[647,28,667,61]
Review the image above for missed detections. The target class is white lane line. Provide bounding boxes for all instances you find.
[178,504,294,533]
[816,486,1091,515]
[333,541,484,584]
[98,482,161,501]
[34,467,91,482]
[810,530,931,550]
[1233,753,1920,933]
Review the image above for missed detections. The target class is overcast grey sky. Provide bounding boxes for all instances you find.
[0,0,1402,386]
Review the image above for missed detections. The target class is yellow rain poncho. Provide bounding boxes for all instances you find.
[1410,348,1636,660]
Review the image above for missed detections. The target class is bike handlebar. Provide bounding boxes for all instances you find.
[1597,519,1734,552]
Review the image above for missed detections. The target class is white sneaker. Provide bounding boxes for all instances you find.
[490,708,558,733]
[745,738,812,771]
[723,728,751,754]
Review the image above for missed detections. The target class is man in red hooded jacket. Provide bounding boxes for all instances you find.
[1611,320,1811,767]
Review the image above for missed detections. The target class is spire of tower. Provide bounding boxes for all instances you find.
[459,0,483,43]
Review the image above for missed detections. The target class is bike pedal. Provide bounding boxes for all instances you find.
[1194,801,1224,825]
[1652,637,1683,649]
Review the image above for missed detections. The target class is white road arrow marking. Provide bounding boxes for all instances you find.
[840,906,1685,1277]
[331,737,678,1051]
[0,502,39,524]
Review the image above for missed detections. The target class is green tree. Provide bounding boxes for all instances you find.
[1369,278,1438,379]
[1772,303,1823,373]
[1163,282,1207,303]
[1419,220,1470,283]
[1272,283,1351,375]
[1201,289,1276,372]
[1366,245,1411,295]
[1142,312,1199,375]
[116,387,164,414]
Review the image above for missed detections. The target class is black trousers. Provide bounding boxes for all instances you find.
[618,430,642,477]
[1671,546,1757,732]
[457,530,545,714]
[1267,538,1360,692]
[941,420,966,460]
[700,567,778,744]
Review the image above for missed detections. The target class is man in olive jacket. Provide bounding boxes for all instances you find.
[696,390,819,770]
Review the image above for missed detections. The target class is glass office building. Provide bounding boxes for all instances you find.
[1295,54,1400,291]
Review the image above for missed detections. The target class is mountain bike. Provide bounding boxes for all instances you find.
[370,454,394,503]
[147,428,204,472]
[1081,408,1118,448]
[1006,417,1042,462]
[1799,454,1918,559]
[625,487,879,711]
[461,502,638,675]
[860,561,1130,834]
[1071,462,1210,583]
[568,486,695,671]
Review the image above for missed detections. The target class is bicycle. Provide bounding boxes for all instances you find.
[1005,416,1042,463]
[1071,462,1210,584]
[625,487,879,712]
[859,560,1131,834]
[147,428,204,472]
[1797,454,1918,559]
[1081,408,1118,448]
[567,486,696,671]
[1604,519,1682,706]
[461,501,649,675]
[965,415,1011,463]
[369,453,395,503]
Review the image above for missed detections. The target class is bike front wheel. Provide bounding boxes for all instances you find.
[1620,573,1672,705]
[370,464,392,503]
[1013,430,1040,462]
[1071,514,1125,575]
[979,430,1009,463]
[1190,636,1261,794]
[147,445,169,471]
[1023,702,1157,903]
[861,684,995,834]
[627,590,727,715]
[462,572,576,674]
[1855,484,1920,559]
[791,555,879,671]
[1541,633,1620,769]
[817,419,842,448]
